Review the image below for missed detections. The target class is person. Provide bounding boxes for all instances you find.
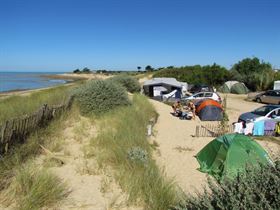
[188,101,196,120]
[171,101,182,116]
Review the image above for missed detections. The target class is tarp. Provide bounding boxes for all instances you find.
[196,134,273,181]
[196,99,223,121]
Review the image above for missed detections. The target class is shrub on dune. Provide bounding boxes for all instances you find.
[74,79,131,115]
[108,75,141,93]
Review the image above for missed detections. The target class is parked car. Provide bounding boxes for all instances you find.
[181,92,222,103]
[189,84,213,94]
[254,90,280,105]
[238,105,280,122]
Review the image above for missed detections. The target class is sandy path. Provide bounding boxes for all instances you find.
[150,99,211,194]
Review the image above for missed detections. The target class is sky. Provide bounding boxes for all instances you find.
[0,0,279,72]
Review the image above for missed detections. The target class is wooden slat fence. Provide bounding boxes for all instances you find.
[195,123,234,137]
[0,96,73,155]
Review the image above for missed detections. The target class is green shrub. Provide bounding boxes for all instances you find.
[108,75,141,93]
[127,147,149,166]
[171,161,280,210]
[74,80,131,115]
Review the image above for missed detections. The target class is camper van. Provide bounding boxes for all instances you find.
[274,81,280,90]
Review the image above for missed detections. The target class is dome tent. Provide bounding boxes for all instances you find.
[219,81,249,94]
[196,134,273,181]
[196,99,223,121]
[231,82,249,94]
[218,83,230,93]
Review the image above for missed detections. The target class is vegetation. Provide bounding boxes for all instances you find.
[152,57,279,91]
[145,65,154,72]
[230,57,275,91]
[108,75,141,93]
[0,108,71,209]
[172,161,280,210]
[0,85,72,125]
[74,79,131,115]
[218,96,229,134]
[2,165,67,210]
[73,67,92,74]
[91,94,180,210]
[153,64,230,87]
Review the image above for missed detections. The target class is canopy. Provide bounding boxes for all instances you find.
[196,134,273,181]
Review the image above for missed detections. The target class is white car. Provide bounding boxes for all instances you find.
[181,92,221,103]
[238,105,280,122]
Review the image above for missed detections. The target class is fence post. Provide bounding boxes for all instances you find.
[195,125,199,137]
[1,121,8,143]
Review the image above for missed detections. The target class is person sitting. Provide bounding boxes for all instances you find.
[171,101,182,117]
[188,101,196,120]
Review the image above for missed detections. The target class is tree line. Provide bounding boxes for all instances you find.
[153,57,280,91]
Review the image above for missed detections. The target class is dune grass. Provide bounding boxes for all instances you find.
[0,104,75,208]
[0,85,73,125]
[91,94,181,210]
[2,164,68,210]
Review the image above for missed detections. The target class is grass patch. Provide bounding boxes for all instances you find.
[0,85,73,125]
[2,164,68,210]
[0,103,77,198]
[91,94,181,210]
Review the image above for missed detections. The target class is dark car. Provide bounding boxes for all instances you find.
[254,90,280,105]
[238,105,280,122]
[189,84,214,94]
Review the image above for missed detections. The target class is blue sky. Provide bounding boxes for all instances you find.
[0,0,279,72]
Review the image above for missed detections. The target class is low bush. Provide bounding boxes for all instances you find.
[127,147,149,166]
[74,79,131,115]
[108,75,141,93]
[171,161,280,210]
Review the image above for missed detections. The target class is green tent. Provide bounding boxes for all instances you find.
[196,134,273,181]
[218,84,230,93]
[230,82,249,94]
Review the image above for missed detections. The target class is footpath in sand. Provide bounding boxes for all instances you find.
[36,116,140,210]
[150,99,210,194]
[150,94,280,194]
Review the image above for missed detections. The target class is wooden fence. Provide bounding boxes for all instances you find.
[0,96,73,155]
[195,123,234,137]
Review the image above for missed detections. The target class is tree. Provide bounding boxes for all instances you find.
[82,67,91,74]
[73,68,81,74]
[230,57,273,91]
[145,65,154,72]
[137,66,141,71]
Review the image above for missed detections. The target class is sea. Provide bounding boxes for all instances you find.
[0,72,69,93]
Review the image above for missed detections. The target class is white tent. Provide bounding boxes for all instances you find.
[143,77,188,98]
[274,81,280,90]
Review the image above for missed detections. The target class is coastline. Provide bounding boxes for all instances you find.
[0,73,111,98]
